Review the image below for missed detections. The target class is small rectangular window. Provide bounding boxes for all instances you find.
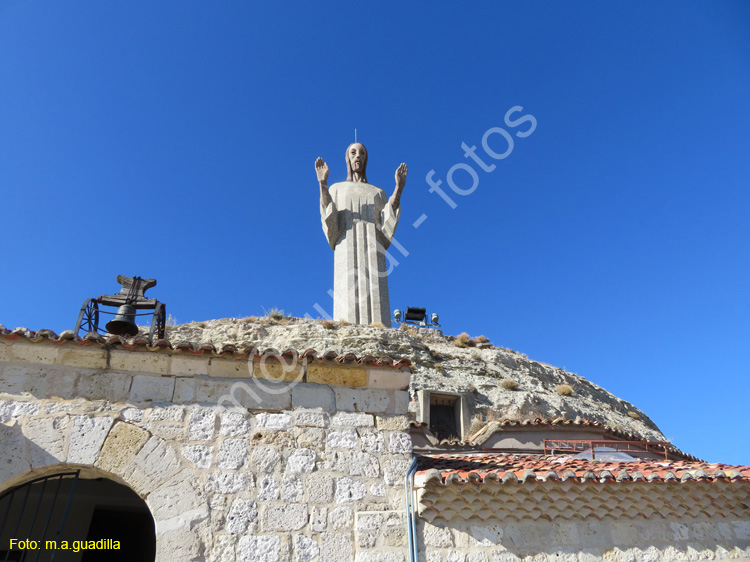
[429,394,459,440]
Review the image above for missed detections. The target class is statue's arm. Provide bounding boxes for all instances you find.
[380,163,407,248]
[316,157,339,249]
[390,163,407,211]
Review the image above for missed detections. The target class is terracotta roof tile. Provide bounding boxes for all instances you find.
[416,453,750,486]
[0,325,412,369]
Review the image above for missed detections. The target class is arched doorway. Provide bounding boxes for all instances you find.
[0,471,155,562]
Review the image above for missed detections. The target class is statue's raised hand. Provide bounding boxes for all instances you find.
[395,163,407,190]
[315,157,329,184]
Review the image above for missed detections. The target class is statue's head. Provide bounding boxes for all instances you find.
[345,143,367,183]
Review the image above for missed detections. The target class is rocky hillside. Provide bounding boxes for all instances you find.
[165,316,666,442]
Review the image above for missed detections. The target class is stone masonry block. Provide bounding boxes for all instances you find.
[57,348,108,369]
[320,532,353,562]
[332,412,374,428]
[291,383,335,412]
[220,410,250,436]
[307,474,334,504]
[293,409,330,428]
[310,506,327,532]
[204,471,248,494]
[367,368,411,390]
[95,421,149,474]
[239,379,293,411]
[255,412,292,430]
[0,401,40,422]
[148,468,206,523]
[169,355,210,377]
[393,391,410,415]
[335,477,366,503]
[293,534,319,562]
[329,506,353,530]
[237,535,280,562]
[130,374,175,402]
[334,388,390,413]
[375,415,410,431]
[0,423,31,497]
[181,444,213,469]
[217,438,248,469]
[307,363,367,387]
[254,357,305,383]
[110,349,169,374]
[388,432,412,454]
[76,371,132,402]
[172,377,196,402]
[226,498,258,534]
[67,415,114,465]
[156,527,202,561]
[24,416,70,468]
[210,357,251,379]
[11,342,58,365]
[281,474,304,502]
[125,435,181,494]
[189,408,217,440]
[327,429,358,449]
[257,474,280,501]
[262,504,308,532]
[285,448,316,473]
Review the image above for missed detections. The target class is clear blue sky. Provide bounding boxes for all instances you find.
[1,2,748,464]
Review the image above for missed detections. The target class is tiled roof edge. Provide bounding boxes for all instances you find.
[0,325,412,369]
[415,453,750,486]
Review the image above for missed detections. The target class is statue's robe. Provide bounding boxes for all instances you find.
[321,181,400,327]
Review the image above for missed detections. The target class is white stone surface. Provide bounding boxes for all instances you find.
[189,408,217,440]
[332,412,374,428]
[221,411,250,436]
[281,474,305,502]
[293,534,319,562]
[320,531,354,562]
[23,416,69,467]
[327,429,358,449]
[293,409,330,428]
[238,535,281,562]
[226,499,258,534]
[257,474,280,501]
[130,374,175,402]
[204,471,248,494]
[335,477,366,503]
[182,444,213,469]
[292,383,335,412]
[217,438,248,469]
[67,415,114,464]
[255,412,292,430]
[262,503,308,531]
[387,432,412,454]
[249,446,282,473]
[286,448,317,473]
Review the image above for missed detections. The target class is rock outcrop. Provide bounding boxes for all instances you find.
[165,317,666,442]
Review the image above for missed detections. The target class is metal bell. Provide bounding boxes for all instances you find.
[105,304,139,337]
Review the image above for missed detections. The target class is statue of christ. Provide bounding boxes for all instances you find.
[316,143,407,327]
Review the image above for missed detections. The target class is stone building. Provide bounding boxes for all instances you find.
[0,324,749,561]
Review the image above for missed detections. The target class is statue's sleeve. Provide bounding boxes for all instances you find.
[380,197,401,250]
[321,197,340,250]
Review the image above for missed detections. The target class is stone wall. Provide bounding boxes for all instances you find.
[2,335,750,562]
[415,517,750,562]
[0,337,413,562]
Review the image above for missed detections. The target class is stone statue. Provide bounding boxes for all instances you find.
[316,143,407,327]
